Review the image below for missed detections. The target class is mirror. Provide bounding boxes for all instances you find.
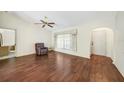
[0,28,16,60]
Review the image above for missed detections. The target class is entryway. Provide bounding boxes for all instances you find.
[90,27,114,58]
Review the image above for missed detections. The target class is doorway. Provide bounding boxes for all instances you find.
[91,28,114,58]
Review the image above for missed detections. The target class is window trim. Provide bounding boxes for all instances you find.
[55,32,77,51]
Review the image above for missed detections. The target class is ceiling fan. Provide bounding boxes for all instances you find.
[34,16,55,28]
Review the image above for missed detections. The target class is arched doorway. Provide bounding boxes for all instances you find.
[90,27,114,59]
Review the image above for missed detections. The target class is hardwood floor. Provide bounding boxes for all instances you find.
[0,51,123,82]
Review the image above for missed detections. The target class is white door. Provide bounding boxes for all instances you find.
[91,31,106,56]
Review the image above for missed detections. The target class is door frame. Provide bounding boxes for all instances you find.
[90,27,114,59]
[91,30,107,56]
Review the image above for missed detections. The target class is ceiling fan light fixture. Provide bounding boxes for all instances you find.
[35,16,55,28]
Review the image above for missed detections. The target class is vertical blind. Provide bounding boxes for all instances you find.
[55,31,77,51]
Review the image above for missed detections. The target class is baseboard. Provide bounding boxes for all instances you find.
[16,52,35,57]
[54,50,90,59]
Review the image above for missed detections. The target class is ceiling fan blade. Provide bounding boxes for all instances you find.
[40,20,46,24]
[48,24,53,28]
[42,24,46,28]
[48,22,55,24]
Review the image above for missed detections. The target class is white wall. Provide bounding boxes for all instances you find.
[52,16,115,58]
[53,26,91,58]
[106,29,114,58]
[114,12,124,76]
[0,12,52,57]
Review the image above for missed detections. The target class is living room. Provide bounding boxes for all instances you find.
[1,0,124,92]
[0,11,124,82]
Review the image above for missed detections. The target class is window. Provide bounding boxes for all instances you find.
[56,34,77,51]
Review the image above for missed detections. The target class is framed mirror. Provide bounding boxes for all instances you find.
[0,28,16,60]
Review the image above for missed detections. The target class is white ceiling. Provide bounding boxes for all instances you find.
[10,11,116,30]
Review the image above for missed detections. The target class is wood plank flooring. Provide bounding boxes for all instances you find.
[0,51,123,82]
